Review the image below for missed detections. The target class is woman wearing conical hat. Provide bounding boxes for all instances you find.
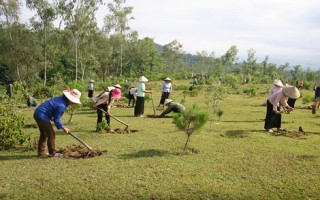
[134,76,152,117]
[264,86,300,133]
[158,77,172,108]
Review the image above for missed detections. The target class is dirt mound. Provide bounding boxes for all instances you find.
[100,128,138,134]
[271,130,308,138]
[57,145,106,159]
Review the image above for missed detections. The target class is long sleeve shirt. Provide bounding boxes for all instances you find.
[160,102,185,116]
[34,96,68,130]
[161,82,172,93]
[268,90,290,111]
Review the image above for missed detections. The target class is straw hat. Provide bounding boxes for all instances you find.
[89,80,94,83]
[138,76,148,82]
[273,79,283,87]
[164,77,172,81]
[113,84,121,89]
[282,86,300,99]
[63,89,82,104]
[112,88,122,100]
[164,99,173,105]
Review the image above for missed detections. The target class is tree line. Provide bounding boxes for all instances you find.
[1,0,320,89]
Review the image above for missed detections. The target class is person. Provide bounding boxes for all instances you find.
[298,81,304,90]
[193,78,198,86]
[128,87,137,107]
[92,87,121,129]
[158,77,172,107]
[264,86,300,133]
[269,79,283,96]
[159,99,185,117]
[134,75,152,117]
[33,88,82,157]
[24,93,37,107]
[312,86,320,113]
[6,80,14,98]
[88,80,94,98]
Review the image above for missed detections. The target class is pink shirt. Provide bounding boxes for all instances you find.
[268,90,290,111]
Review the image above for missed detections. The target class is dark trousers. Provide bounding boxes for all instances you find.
[264,100,281,130]
[88,90,94,98]
[134,96,145,116]
[97,104,110,125]
[159,92,170,105]
[33,114,56,156]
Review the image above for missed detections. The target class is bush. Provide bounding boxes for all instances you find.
[302,93,314,104]
[0,102,28,150]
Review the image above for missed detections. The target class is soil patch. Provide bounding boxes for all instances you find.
[146,115,172,118]
[57,145,106,159]
[271,130,308,138]
[100,128,138,134]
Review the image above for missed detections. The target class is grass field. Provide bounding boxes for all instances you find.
[1,81,320,199]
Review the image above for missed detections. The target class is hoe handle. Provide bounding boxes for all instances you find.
[68,131,92,151]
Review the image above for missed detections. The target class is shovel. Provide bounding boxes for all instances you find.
[97,107,129,130]
[68,131,92,151]
[151,93,156,116]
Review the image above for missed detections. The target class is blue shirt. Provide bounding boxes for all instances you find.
[34,96,69,130]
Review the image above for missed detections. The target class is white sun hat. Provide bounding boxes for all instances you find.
[273,79,283,87]
[63,89,82,104]
[138,76,148,82]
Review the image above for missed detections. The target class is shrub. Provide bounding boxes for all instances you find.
[0,102,28,150]
[302,93,314,104]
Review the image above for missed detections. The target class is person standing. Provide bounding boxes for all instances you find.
[134,76,152,117]
[159,99,185,117]
[92,87,121,129]
[158,77,172,108]
[6,80,14,98]
[33,89,82,157]
[264,86,300,133]
[88,80,94,98]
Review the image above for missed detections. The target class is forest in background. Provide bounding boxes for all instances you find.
[1,0,320,90]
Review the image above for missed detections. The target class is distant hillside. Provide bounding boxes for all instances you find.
[154,43,163,52]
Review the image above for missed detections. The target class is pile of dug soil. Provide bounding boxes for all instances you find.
[146,115,172,118]
[271,130,308,138]
[57,145,106,159]
[100,128,138,134]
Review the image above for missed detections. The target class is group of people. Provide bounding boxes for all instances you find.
[264,79,300,133]
[33,76,185,157]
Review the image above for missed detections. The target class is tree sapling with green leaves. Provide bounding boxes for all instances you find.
[173,104,208,151]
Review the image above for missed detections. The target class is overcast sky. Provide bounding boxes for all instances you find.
[112,0,320,69]
[22,0,320,70]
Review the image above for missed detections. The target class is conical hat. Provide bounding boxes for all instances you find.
[138,76,148,82]
[164,77,172,81]
[273,79,283,87]
[282,86,300,99]
[164,99,173,105]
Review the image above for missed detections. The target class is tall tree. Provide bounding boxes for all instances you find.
[104,0,133,76]
[162,40,185,72]
[26,0,56,85]
[0,0,22,82]
[221,45,238,74]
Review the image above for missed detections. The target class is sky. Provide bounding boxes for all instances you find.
[22,0,320,70]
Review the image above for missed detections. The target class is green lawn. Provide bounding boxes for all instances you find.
[1,81,320,199]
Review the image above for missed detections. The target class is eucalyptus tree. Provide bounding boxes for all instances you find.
[220,45,239,74]
[242,48,257,83]
[162,40,185,73]
[104,0,133,76]
[56,0,101,81]
[0,0,22,82]
[26,0,56,85]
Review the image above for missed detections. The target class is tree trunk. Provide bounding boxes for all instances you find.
[184,135,191,151]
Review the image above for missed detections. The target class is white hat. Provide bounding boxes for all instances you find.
[63,89,82,104]
[273,79,283,87]
[164,99,173,105]
[89,80,94,83]
[164,77,172,81]
[113,84,121,89]
[138,76,148,82]
[282,86,300,99]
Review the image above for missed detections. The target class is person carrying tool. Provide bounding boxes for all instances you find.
[159,99,185,117]
[33,88,82,157]
[264,86,300,133]
[92,86,121,130]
